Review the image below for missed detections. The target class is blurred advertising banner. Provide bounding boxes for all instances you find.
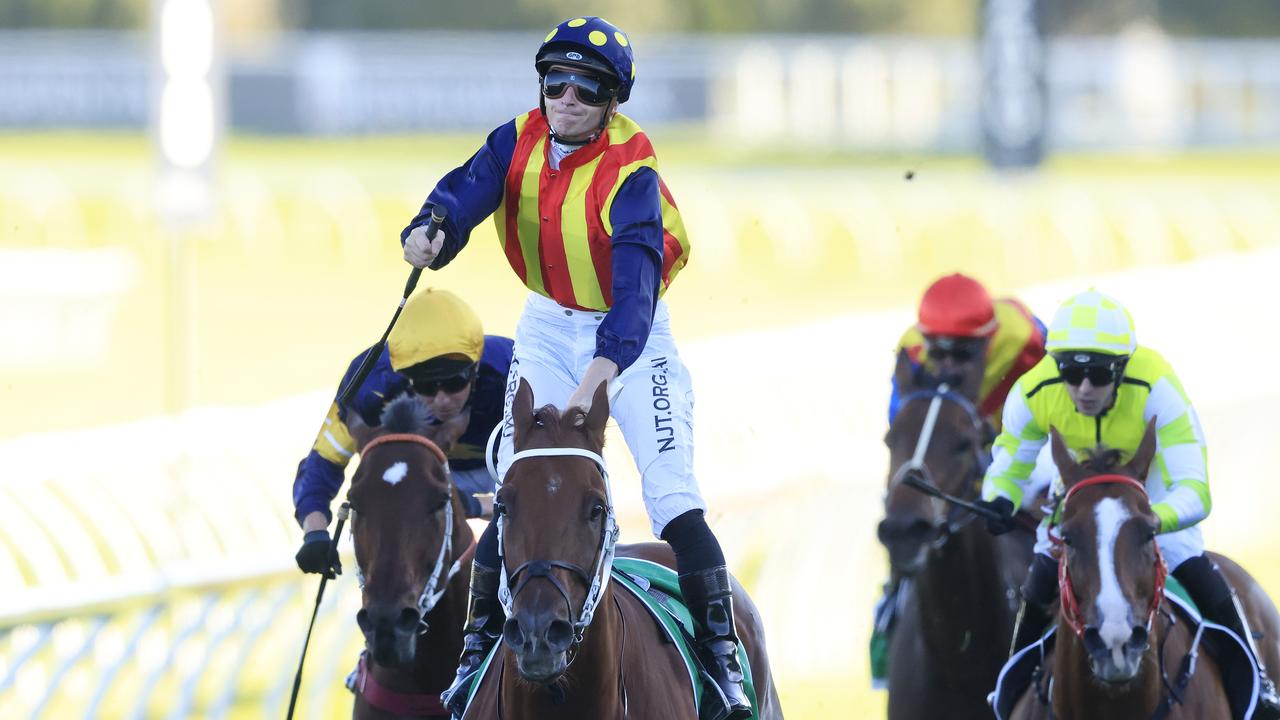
[3,30,1280,152]
[980,0,1047,169]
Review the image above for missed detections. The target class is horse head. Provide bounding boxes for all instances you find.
[1050,419,1163,683]
[346,394,470,668]
[878,349,990,575]
[495,378,614,684]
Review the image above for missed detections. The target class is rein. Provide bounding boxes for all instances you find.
[891,383,996,535]
[496,446,619,651]
[354,433,472,633]
[1054,474,1168,639]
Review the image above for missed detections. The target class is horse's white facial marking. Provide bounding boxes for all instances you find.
[1094,497,1133,663]
[546,475,561,496]
[382,461,408,486]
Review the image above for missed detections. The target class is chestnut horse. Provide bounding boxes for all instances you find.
[345,396,476,719]
[877,351,1035,720]
[1005,425,1280,719]
[459,379,782,719]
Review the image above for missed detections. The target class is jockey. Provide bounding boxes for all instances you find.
[292,288,513,577]
[889,273,1046,429]
[976,289,1280,717]
[399,17,751,720]
[871,273,1047,686]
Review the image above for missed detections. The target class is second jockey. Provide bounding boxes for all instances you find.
[977,289,1280,718]
[871,273,1047,686]
[292,289,513,577]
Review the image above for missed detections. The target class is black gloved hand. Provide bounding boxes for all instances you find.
[295,529,341,578]
[976,497,1017,535]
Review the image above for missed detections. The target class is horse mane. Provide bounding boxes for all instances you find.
[379,393,432,435]
[1079,445,1126,474]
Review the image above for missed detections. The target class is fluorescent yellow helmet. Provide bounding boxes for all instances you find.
[387,288,484,373]
[1045,289,1137,356]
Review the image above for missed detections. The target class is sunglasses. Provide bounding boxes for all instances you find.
[927,345,979,363]
[411,370,473,397]
[541,69,616,106]
[1058,364,1120,387]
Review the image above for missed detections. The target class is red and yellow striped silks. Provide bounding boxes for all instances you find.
[494,110,690,311]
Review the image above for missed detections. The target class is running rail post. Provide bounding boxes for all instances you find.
[337,206,448,408]
[286,501,350,720]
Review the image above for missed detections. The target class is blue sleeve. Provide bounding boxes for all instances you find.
[596,167,662,371]
[292,451,345,526]
[889,373,904,424]
[400,120,517,269]
[1031,314,1048,348]
[338,347,409,427]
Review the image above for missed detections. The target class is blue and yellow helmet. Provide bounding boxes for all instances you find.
[536,16,635,103]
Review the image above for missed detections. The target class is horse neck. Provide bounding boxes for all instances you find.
[500,584,624,718]
[1051,614,1162,720]
[913,521,1012,660]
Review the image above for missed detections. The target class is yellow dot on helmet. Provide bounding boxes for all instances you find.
[568,18,587,27]
[588,30,607,46]
[544,28,557,42]
[614,31,628,47]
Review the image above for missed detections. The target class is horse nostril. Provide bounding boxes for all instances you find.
[1128,625,1149,650]
[503,617,525,648]
[1082,626,1106,656]
[546,619,574,653]
[356,609,371,633]
[878,516,934,544]
[396,607,420,634]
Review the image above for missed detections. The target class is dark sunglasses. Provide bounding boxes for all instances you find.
[541,69,616,106]
[411,370,473,397]
[1058,364,1120,387]
[927,345,979,363]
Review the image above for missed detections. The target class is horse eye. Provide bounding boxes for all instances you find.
[494,501,508,517]
[590,503,605,521]
[954,439,973,454]
[1061,534,1074,547]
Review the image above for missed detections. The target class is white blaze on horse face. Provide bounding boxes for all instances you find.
[382,461,408,486]
[1094,497,1134,662]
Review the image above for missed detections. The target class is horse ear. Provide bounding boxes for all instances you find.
[1127,417,1159,479]
[429,411,469,454]
[1049,426,1081,487]
[511,377,535,450]
[583,380,610,448]
[347,410,376,452]
[893,348,916,391]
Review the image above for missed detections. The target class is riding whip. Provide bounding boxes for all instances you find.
[337,205,448,408]
[286,501,350,720]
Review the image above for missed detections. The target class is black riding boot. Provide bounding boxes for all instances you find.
[1175,555,1280,720]
[1010,553,1058,657]
[442,562,503,718]
[679,566,753,720]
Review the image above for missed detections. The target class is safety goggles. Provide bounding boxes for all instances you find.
[1054,351,1126,387]
[541,69,616,106]
[924,337,985,363]
[410,368,474,397]
[1058,364,1121,387]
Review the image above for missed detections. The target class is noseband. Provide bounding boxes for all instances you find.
[1054,474,1168,638]
[496,447,619,650]
[351,433,474,634]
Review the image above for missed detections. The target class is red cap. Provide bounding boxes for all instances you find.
[917,274,997,338]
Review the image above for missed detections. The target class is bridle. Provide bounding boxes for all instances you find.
[1054,474,1168,638]
[351,433,474,634]
[496,446,619,655]
[890,382,993,537]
